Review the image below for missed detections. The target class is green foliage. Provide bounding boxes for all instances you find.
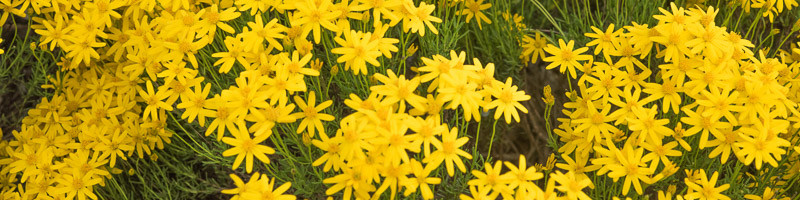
[0,19,58,135]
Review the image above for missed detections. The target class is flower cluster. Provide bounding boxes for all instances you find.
[737,0,798,22]
[0,0,542,199]
[314,50,531,199]
[0,0,460,199]
[543,2,800,198]
[0,56,162,199]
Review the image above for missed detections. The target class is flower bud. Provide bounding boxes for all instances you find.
[542,85,555,106]
[302,132,312,146]
[331,65,339,76]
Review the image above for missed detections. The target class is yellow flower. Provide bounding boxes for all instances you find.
[64,36,106,69]
[552,171,592,200]
[606,143,653,195]
[373,117,421,167]
[85,0,124,28]
[96,128,134,168]
[543,39,592,79]
[6,144,50,182]
[409,94,447,120]
[332,30,382,75]
[206,96,242,141]
[330,64,340,76]
[624,22,657,58]
[166,75,203,105]
[573,102,617,143]
[696,87,741,125]
[642,77,682,114]
[235,0,274,15]
[651,23,692,62]
[641,140,682,167]
[198,5,240,38]
[734,118,791,169]
[34,16,69,51]
[222,127,275,173]
[458,0,493,29]
[222,173,260,200]
[246,99,298,137]
[343,93,381,116]
[52,170,103,200]
[460,185,498,200]
[406,116,446,157]
[292,91,335,138]
[332,118,372,161]
[311,130,345,172]
[485,77,530,123]
[750,0,798,22]
[608,86,647,125]
[744,187,782,200]
[407,43,419,56]
[680,107,729,149]
[684,170,730,200]
[280,50,318,77]
[330,0,369,33]
[359,0,401,25]
[706,127,738,164]
[584,66,625,103]
[293,0,341,44]
[556,153,599,183]
[373,161,410,200]
[521,32,548,64]
[0,0,26,25]
[468,161,514,198]
[438,72,483,122]
[627,106,673,144]
[177,83,214,125]
[322,167,375,200]
[138,81,173,121]
[371,69,426,111]
[504,154,543,197]
[728,32,754,57]
[417,54,452,84]
[264,70,308,104]
[404,2,441,36]
[240,175,296,200]
[423,127,472,176]
[164,33,209,68]
[124,16,158,50]
[403,159,441,200]
[685,23,731,59]
[370,22,400,59]
[585,24,623,57]
[654,2,698,26]
[241,17,286,52]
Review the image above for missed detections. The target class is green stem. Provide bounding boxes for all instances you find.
[474,120,482,153]
[167,112,220,162]
[486,119,499,161]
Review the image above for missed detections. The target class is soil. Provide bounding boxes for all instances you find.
[491,61,570,165]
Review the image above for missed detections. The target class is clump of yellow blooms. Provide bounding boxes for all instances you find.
[542,2,800,199]
[5,0,797,198]
[0,55,164,200]
[315,50,532,199]
[736,0,798,22]
[0,0,537,199]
